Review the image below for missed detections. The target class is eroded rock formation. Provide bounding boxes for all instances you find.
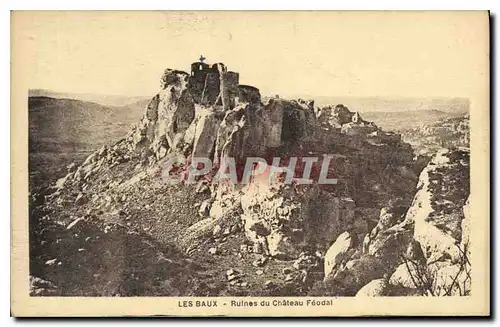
[319,148,470,296]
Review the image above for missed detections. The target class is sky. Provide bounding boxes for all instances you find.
[13,11,488,99]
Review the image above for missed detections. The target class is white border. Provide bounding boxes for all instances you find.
[5,1,498,325]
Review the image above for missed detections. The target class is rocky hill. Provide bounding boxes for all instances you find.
[29,60,470,297]
[29,89,151,107]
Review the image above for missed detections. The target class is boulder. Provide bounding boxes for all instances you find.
[389,263,420,289]
[322,255,388,296]
[355,278,388,297]
[252,257,267,267]
[293,252,320,270]
[208,247,219,255]
[45,258,57,266]
[267,231,298,259]
[367,222,412,261]
[264,280,278,290]
[178,203,238,250]
[239,183,304,258]
[226,269,241,281]
[324,231,354,279]
[198,199,212,217]
[74,194,88,206]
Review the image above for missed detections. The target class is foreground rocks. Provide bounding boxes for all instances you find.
[312,148,470,296]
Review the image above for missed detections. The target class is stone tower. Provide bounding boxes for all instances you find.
[189,59,240,111]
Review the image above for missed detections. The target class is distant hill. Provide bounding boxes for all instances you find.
[402,114,470,155]
[361,109,465,132]
[29,96,146,190]
[29,89,151,107]
[291,96,470,115]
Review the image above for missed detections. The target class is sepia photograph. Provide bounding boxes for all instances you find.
[11,10,490,316]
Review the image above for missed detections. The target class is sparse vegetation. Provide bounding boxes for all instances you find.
[400,243,471,296]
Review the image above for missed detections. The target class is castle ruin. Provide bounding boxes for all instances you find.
[188,59,261,111]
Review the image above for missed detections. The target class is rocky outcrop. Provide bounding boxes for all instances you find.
[132,69,194,155]
[33,59,470,297]
[394,148,471,295]
[318,148,470,296]
[206,180,374,262]
[213,105,247,164]
[135,62,420,264]
[407,149,469,263]
[316,255,390,296]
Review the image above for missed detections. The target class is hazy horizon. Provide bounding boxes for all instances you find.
[16,11,487,102]
[29,88,469,113]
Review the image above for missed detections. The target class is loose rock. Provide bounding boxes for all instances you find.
[208,247,219,255]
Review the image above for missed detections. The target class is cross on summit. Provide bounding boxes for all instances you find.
[199,55,206,63]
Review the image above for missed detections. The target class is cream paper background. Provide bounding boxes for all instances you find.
[11,11,490,316]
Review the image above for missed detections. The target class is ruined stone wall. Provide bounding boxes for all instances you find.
[188,62,241,110]
[221,71,239,110]
[189,62,211,103]
[200,72,220,106]
[190,62,210,76]
[237,85,261,104]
